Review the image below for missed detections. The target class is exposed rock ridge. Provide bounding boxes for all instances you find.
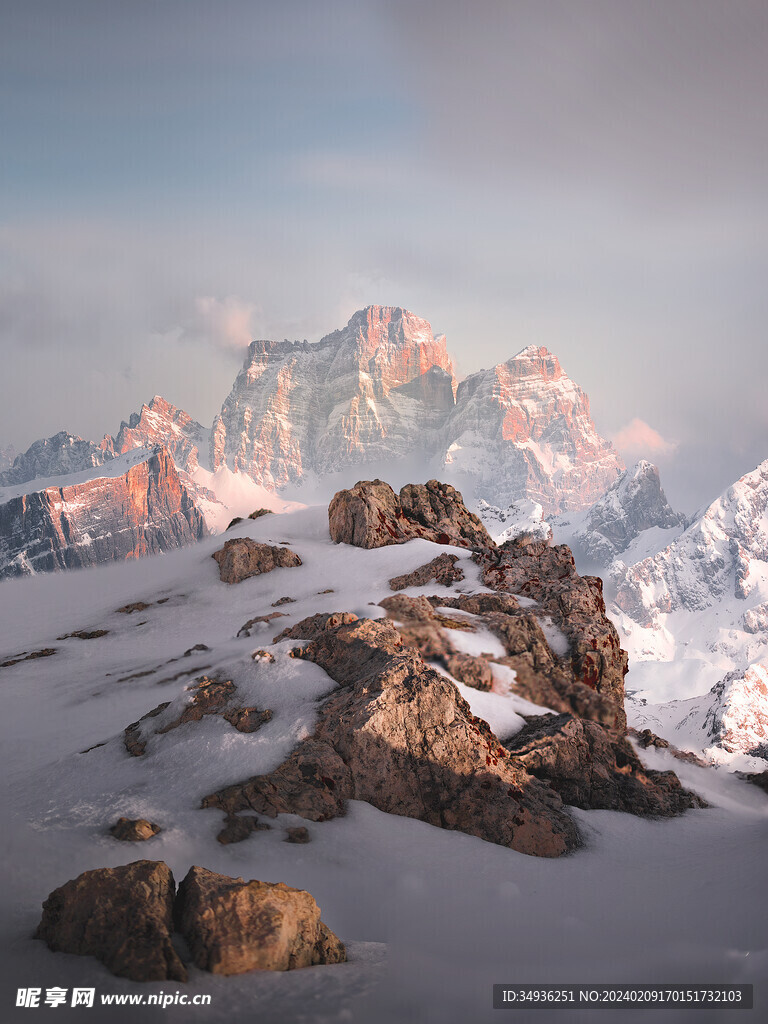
[0,431,113,487]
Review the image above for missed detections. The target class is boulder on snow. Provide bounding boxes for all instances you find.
[212,538,302,584]
[328,479,493,552]
[174,866,345,974]
[109,817,161,842]
[35,861,186,982]
[388,552,464,590]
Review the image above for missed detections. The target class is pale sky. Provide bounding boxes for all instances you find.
[1,0,766,512]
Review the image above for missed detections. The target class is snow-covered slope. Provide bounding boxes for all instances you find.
[1,506,764,1024]
[476,497,552,543]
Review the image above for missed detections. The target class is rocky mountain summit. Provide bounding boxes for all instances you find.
[0,431,112,487]
[211,306,623,513]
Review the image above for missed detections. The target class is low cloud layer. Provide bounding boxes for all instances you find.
[612,418,678,461]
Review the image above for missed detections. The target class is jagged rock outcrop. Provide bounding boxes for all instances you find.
[481,535,628,732]
[35,861,186,982]
[506,713,705,815]
[557,460,684,566]
[476,497,552,543]
[442,345,624,513]
[212,538,302,584]
[108,395,208,473]
[328,479,493,551]
[0,431,113,487]
[175,866,345,974]
[204,613,581,858]
[0,448,207,578]
[211,305,457,487]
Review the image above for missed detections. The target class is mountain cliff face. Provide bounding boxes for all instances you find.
[211,306,456,488]
[108,395,209,473]
[0,445,16,473]
[0,432,113,487]
[212,307,622,513]
[0,448,206,578]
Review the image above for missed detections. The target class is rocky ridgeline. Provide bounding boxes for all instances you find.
[0,448,206,578]
[203,479,701,857]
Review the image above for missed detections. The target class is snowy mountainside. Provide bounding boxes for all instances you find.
[553,460,685,570]
[0,447,206,578]
[108,394,210,473]
[0,431,114,487]
[0,443,17,473]
[1,501,764,1023]
[606,458,768,769]
[475,497,552,543]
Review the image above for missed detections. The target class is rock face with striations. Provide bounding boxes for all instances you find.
[107,395,209,473]
[35,861,186,982]
[211,305,457,488]
[0,448,207,578]
[443,346,624,514]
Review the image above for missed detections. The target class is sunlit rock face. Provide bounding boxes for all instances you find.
[0,448,206,578]
[108,395,209,473]
[442,346,624,514]
[211,308,621,514]
[211,305,457,489]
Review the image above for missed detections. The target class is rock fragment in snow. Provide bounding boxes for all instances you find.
[109,818,162,842]
[212,538,302,584]
[388,552,464,590]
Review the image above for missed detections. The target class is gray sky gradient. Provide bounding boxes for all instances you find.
[1,0,766,512]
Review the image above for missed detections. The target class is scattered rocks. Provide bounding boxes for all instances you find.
[285,826,311,844]
[226,517,244,529]
[388,552,464,591]
[237,612,287,637]
[183,643,210,656]
[249,509,272,519]
[116,601,152,614]
[328,479,493,551]
[216,815,271,845]
[212,538,302,584]
[252,649,276,663]
[35,861,186,982]
[444,652,494,691]
[174,866,345,974]
[110,818,162,842]
[222,706,273,733]
[272,596,296,606]
[124,703,170,757]
[204,613,580,858]
[0,648,57,668]
[57,629,109,640]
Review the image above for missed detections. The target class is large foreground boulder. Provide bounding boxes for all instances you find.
[175,866,345,974]
[212,538,302,584]
[328,479,493,551]
[35,861,186,982]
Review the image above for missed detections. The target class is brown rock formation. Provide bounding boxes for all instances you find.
[204,614,580,858]
[109,818,161,842]
[328,479,492,551]
[212,538,302,584]
[35,861,186,982]
[480,535,628,732]
[388,552,464,590]
[175,866,345,974]
[506,714,705,816]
